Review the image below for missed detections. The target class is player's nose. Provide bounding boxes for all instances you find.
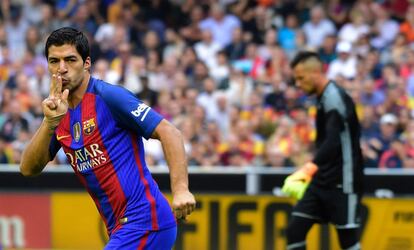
[58,61,67,74]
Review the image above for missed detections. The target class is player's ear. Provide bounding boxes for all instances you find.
[84,57,91,71]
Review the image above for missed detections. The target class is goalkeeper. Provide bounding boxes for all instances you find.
[282,51,364,250]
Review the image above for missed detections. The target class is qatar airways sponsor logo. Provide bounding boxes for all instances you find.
[66,143,107,172]
[131,103,150,121]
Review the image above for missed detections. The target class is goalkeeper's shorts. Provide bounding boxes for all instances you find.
[291,184,362,229]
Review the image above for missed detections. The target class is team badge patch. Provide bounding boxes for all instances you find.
[73,122,81,142]
[83,118,96,135]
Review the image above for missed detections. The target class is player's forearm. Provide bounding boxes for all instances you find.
[20,121,54,176]
[160,126,190,194]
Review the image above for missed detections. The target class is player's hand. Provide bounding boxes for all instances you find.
[281,162,318,200]
[172,190,196,220]
[42,74,69,129]
[281,176,309,200]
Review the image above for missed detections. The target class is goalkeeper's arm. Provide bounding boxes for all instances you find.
[281,162,318,199]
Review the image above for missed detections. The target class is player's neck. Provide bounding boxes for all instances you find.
[315,77,329,96]
[68,74,91,108]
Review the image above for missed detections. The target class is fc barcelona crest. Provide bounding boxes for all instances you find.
[73,122,81,142]
[83,118,96,135]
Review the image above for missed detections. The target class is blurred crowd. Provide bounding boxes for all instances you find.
[0,0,413,169]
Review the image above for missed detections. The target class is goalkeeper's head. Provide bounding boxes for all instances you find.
[290,51,328,96]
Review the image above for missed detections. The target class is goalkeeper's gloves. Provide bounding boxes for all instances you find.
[281,162,318,200]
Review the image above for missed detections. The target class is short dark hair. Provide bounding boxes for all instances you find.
[45,27,90,62]
[290,51,322,69]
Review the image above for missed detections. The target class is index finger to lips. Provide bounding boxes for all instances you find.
[49,74,56,98]
[50,74,62,98]
[55,74,62,96]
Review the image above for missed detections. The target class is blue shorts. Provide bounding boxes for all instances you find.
[104,226,177,250]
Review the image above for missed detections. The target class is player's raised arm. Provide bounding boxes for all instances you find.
[20,74,69,176]
[151,119,196,220]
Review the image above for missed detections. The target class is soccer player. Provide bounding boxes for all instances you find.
[282,51,364,250]
[20,27,196,249]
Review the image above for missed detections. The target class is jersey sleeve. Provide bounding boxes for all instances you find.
[313,110,344,166]
[97,83,163,139]
[313,84,347,166]
[49,133,61,161]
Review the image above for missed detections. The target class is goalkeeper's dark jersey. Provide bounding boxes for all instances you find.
[312,81,364,194]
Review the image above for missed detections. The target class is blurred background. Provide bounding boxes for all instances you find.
[0,0,414,249]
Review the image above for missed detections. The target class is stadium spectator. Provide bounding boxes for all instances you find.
[179,46,197,76]
[190,122,221,167]
[136,74,159,108]
[380,70,407,115]
[232,42,265,79]
[21,0,44,26]
[302,5,336,49]
[291,107,314,146]
[363,49,383,80]
[107,0,139,24]
[262,146,294,167]
[278,14,301,59]
[91,58,120,84]
[187,60,209,91]
[387,33,409,66]
[163,28,186,61]
[399,4,414,43]
[210,50,231,84]
[360,105,381,140]
[55,0,81,20]
[370,3,399,50]
[267,115,297,158]
[225,27,247,61]
[399,122,414,167]
[338,8,370,45]
[152,55,181,92]
[199,3,241,48]
[196,77,220,122]
[325,0,348,29]
[226,67,255,107]
[360,78,386,107]
[366,113,400,166]
[318,35,337,66]
[219,132,247,166]
[179,5,204,45]
[94,16,128,61]
[4,3,29,63]
[257,28,278,62]
[25,26,44,57]
[327,40,357,80]
[264,74,288,113]
[36,3,71,40]
[261,46,290,83]
[0,99,30,143]
[194,29,222,69]
[69,2,98,36]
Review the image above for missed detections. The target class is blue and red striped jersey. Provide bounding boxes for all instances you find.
[49,77,176,235]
